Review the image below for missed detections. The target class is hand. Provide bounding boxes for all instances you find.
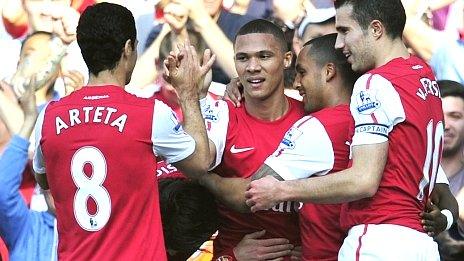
[163,3,189,34]
[50,6,79,44]
[17,76,38,138]
[18,77,38,120]
[420,199,447,237]
[171,0,209,26]
[224,77,243,107]
[233,230,293,261]
[245,175,282,212]
[290,246,302,260]
[164,41,215,98]
[62,70,85,95]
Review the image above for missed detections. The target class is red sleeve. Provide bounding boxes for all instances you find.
[0,236,8,261]
[2,16,28,39]
[72,0,96,14]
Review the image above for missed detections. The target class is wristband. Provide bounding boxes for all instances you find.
[441,209,454,231]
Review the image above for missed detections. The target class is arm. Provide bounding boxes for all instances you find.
[199,172,250,212]
[246,143,387,211]
[164,44,216,179]
[0,83,38,247]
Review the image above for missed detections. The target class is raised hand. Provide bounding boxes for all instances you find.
[233,230,293,261]
[164,41,215,99]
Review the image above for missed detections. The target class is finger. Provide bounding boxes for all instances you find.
[259,238,291,247]
[260,247,293,260]
[243,230,266,240]
[245,197,255,207]
[0,80,17,100]
[200,52,216,76]
[421,219,435,227]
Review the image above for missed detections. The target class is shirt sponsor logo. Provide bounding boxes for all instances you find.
[83,95,109,100]
[230,145,254,154]
[356,90,381,114]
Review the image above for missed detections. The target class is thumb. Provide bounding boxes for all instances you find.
[243,230,266,240]
[425,199,434,212]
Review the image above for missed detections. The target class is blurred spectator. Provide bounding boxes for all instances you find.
[0,75,57,261]
[436,80,464,261]
[402,0,464,85]
[145,0,253,84]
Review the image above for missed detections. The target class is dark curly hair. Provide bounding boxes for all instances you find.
[158,178,219,260]
[76,2,136,75]
[334,0,406,39]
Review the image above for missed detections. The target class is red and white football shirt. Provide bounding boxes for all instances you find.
[203,97,305,259]
[33,85,196,260]
[340,56,444,232]
[265,105,354,261]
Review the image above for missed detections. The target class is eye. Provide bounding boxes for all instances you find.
[235,55,248,62]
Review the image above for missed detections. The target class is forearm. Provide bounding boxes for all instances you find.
[179,93,210,176]
[279,143,387,204]
[403,18,443,62]
[195,18,237,78]
[278,168,373,204]
[199,173,250,213]
[433,183,459,222]
[0,91,24,134]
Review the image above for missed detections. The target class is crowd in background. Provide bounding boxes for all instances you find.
[0,0,464,260]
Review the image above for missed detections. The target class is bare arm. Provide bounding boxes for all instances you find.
[166,44,215,179]
[246,142,388,211]
[199,173,249,212]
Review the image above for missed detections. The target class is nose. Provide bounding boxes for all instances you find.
[335,33,345,50]
[246,57,261,73]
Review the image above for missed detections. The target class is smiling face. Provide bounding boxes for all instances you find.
[443,96,464,157]
[294,46,326,113]
[234,33,291,101]
[334,4,375,73]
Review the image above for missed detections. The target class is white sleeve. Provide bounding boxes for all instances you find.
[33,104,48,174]
[350,74,406,146]
[435,165,450,185]
[201,98,229,170]
[152,100,196,164]
[264,116,334,180]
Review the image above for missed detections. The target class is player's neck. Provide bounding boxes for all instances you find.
[244,91,290,121]
[374,38,410,68]
[442,151,464,178]
[87,70,126,88]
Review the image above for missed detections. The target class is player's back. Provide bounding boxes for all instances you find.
[212,98,305,258]
[37,85,166,260]
[341,56,444,232]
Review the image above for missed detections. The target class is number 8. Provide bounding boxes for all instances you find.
[71,146,111,231]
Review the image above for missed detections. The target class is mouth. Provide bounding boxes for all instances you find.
[247,77,265,88]
[344,52,352,62]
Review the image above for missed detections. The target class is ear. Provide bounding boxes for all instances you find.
[325,63,336,82]
[283,51,293,69]
[370,20,384,39]
[123,39,134,58]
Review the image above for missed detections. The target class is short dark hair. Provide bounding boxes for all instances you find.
[158,178,219,259]
[234,19,288,52]
[77,2,136,75]
[303,33,360,91]
[334,0,406,39]
[439,80,464,100]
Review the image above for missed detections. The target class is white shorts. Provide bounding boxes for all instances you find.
[338,224,439,261]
